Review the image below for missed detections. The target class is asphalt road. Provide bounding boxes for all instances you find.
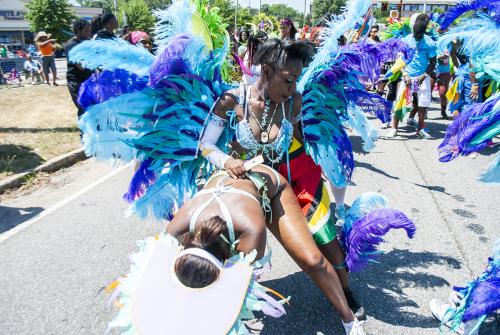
[0,103,499,335]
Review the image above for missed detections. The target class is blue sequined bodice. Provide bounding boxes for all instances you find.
[234,85,293,164]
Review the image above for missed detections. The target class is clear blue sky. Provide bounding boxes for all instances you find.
[244,0,312,15]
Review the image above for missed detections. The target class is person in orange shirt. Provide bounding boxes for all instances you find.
[35,31,58,85]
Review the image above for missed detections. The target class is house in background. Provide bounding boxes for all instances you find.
[372,0,457,18]
[0,0,101,51]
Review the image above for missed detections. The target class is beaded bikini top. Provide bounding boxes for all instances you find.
[234,84,293,164]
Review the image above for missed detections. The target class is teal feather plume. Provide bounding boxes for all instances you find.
[154,0,194,53]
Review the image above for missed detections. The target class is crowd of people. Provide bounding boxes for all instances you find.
[8,0,498,334]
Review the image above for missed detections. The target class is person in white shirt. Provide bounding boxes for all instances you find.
[23,55,43,84]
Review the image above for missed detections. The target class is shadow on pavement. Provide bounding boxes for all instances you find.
[0,144,45,174]
[255,248,460,333]
[351,248,461,328]
[0,205,43,233]
[355,160,400,180]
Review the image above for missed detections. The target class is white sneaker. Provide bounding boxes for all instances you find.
[406,118,418,128]
[417,128,431,139]
[385,128,398,138]
[429,299,464,334]
[342,318,366,335]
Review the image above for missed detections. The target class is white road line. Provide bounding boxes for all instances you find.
[0,163,131,243]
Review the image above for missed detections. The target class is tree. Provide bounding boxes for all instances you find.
[144,0,172,10]
[80,0,114,13]
[119,0,156,34]
[261,4,302,23]
[25,0,77,42]
[312,0,346,22]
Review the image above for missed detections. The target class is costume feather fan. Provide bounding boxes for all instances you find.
[341,192,416,272]
[69,39,154,77]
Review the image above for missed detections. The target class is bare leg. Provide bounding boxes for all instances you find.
[319,240,349,288]
[332,186,346,208]
[268,182,354,322]
[417,107,427,131]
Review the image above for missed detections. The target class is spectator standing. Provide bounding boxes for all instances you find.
[367,25,380,44]
[23,55,43,84]
[90,14,103,38]
[27,44,37,56]
[280,18,297,41]
[95,13,118,40]
[35,31,58,86]
[64,19,93,118]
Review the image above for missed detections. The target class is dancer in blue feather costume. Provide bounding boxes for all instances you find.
[429,239,500,334]
[437,0,500,183]
[71,1,418,333]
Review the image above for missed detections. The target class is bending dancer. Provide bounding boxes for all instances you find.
[201,38,364,319]
[167,165,365,334]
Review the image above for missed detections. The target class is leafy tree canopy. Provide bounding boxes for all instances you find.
[312,0,346,22]
[118,0,156,34]
[25,0,77,42]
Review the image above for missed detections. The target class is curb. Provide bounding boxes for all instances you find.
[0,148,87,194]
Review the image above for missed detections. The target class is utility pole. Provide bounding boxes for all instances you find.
[303,0,307,27]
[235,0,239,31]
[398,0,403,19]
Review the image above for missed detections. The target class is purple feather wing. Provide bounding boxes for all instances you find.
[462,278,500,322]
[438,95,499,162]
[344,208,416,272]
[148,34,191,89]
[78,69,148,110]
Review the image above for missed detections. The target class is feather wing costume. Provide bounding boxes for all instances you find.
[437,1,500,183]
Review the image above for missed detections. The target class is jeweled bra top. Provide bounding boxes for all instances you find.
[234,84,293,164]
